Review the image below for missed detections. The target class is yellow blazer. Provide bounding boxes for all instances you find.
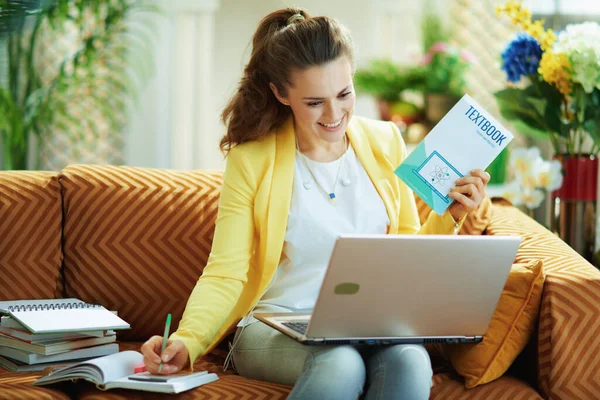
[170,115,463,366]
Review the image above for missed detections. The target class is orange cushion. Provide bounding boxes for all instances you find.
[0,171,63,300]
[443,259,545,388]
[60,165,224,342]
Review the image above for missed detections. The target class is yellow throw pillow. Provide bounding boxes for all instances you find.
[443,259,545,388]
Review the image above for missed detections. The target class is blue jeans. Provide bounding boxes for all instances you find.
[231,322,432,400]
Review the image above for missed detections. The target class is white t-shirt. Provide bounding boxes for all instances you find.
[238,144,390,326]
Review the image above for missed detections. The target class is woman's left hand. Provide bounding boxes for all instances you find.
[448,169,490,222]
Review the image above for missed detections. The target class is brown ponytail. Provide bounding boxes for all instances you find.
[220,8,355,154]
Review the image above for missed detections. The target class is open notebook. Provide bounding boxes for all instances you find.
[34,351,219,393]
[0,299,130,334]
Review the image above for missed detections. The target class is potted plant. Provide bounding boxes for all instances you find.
[0,0,154,170]
[354,59,426,126]
[420,11,477,123]
[495,0,600,261]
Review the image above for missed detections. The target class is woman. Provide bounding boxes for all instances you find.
[141,8,489,400]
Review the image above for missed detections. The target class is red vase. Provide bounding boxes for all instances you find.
[551,155,598,261]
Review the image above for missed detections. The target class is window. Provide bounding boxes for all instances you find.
[528,0,600,29]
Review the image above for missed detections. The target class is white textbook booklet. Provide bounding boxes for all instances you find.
[34,351,219,393]
[395,93,514,214]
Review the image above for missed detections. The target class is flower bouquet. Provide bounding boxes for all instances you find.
[495,1,600,259]
[494,1,600,157]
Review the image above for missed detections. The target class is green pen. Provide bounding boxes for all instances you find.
[158,313,172,373]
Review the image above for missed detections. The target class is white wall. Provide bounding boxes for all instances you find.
[125,0,447,170]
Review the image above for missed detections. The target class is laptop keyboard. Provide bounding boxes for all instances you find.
[282,321,308,335]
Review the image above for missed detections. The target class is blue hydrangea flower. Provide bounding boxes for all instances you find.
[501,33,543,82]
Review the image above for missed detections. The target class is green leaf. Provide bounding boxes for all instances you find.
[584,120,600,144]
[0,88,16,132]
[509,119,549,141]
[529,81,565,134]
[494,89,546,131]
[354,59,425,102]
[0,0,43,37]
[493,86,566,142]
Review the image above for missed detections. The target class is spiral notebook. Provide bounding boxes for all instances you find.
[0,299,130,334]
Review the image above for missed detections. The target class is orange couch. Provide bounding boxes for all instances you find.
[1,165,599,400]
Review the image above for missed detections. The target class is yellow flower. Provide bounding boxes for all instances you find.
[516,8,532,25]
[526,20,546,40]
[495,1,521,16]
[497,1,531,28]
[538,51,573,95]
[497,1,556,50]
[540,29,557,51]
[494,5,503,17]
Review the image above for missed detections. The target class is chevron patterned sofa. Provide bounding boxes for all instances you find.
[1,164,600,400]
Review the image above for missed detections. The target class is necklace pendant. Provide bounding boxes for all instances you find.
[329,193,336,204]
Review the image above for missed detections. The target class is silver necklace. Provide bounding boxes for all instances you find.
[297,135,348,204]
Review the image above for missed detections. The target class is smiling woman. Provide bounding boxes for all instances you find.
[219,8,355,158]
[271,57,355,162]
[140,7,491,400]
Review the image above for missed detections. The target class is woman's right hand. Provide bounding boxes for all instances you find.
[140,336,190,374]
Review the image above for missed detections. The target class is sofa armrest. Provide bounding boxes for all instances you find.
[487,201,600,400]
[538,268,600,399]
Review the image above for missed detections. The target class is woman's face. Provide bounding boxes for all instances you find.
[272,57,355,145]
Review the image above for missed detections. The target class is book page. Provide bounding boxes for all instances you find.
[88,351,143,383]
[36,350,142,385]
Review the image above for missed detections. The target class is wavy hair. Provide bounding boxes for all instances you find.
[220,8,355,153]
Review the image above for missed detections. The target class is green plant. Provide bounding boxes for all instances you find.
[421,7,446,54]
[420,8,474,97]
[421,42,475,97]
[354,59,425,102]
[0,0,43,37]
[0,0,155,170]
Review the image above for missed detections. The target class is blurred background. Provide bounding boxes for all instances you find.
[1,0,600,262]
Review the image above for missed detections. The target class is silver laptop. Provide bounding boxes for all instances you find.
[255,234,521,345]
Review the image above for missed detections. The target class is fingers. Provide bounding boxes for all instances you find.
[455,176,484,195]
[140,336,163,364]
[448,170,489,219]
[452,183,479,199]
[448,190,478,211]
[141,337,176,374]
[470,169,491,185]
[455,170,489,199]
[161,340,185,364]
[143,356,180,374]
[141,339,189,375]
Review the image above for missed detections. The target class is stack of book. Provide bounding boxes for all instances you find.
[0,299,130,372]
